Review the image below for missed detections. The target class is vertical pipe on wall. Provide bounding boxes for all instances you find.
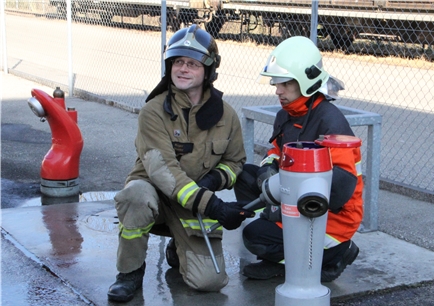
[310,0,319,46]
[161,1,167,78]
[1,0,8,74]
[67,0,73,96]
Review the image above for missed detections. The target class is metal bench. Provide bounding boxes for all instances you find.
[242,104,382,232]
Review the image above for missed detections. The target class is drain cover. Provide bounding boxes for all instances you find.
[82,209,119,233]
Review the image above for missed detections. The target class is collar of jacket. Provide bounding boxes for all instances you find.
[146,74,170,103]
[282,93,324,117]
[165,85,224,130]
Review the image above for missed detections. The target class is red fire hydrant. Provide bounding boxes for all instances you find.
[28,87,83,198]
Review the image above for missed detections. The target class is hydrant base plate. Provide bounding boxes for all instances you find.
[275,284,330,306]
[41,178,79,197]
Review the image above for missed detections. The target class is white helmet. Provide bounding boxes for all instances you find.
[260,36,343,98]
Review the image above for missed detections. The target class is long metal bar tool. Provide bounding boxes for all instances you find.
[197,213,220,274]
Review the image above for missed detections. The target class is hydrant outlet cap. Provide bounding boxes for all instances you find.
[315,134,362,148]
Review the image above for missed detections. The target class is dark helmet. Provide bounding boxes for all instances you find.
[165,24,221,84]
[146,25,221,103]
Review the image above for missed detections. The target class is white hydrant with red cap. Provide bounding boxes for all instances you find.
[264,135,362,306]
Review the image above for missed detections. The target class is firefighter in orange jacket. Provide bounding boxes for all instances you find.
[234,36,363,282]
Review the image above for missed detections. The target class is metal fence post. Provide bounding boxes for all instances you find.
[310,0,318,45]
[161,1,166,78]
[67,0,73,96]
[1,0,8,74]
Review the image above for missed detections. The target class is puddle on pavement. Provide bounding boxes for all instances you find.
[21,191,118,207]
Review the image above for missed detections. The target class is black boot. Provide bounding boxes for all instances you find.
[242,260,285,280]
[321,240,359,282]
[165,238,180,268]
[107,262,146,302]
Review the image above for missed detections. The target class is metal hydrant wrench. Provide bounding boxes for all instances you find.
[197,197,264,274]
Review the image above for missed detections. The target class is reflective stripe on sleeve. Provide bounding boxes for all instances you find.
[177,182,200,207]
[260,154,280,167]
[216,163,237,186]
[119,222,154,240]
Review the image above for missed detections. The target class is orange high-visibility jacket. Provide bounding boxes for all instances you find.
[265,95,363,248]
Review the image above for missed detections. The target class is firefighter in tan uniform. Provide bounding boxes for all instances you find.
[108,25,255,302]
[234,36,363,282]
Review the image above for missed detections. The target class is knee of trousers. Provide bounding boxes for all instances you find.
[181,250,229,292]
[115,179,159,230]
[242,231,268,258]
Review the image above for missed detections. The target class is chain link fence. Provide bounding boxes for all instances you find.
[1,0,433,197]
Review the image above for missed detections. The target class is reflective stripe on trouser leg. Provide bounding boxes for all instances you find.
[114,179,159,273]
[159,201,229,291]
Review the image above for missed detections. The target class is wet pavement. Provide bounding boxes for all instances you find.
[2,72,434,305]
[3,190,434,306]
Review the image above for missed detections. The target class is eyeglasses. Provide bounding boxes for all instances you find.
[172,59,203,70]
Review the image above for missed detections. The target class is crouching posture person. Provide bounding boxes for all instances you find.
[108,25,255,302]
[234,36,364,282]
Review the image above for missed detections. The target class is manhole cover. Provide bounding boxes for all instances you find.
[82,209,119,233]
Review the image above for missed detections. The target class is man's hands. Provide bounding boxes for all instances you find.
[205,194,255,230]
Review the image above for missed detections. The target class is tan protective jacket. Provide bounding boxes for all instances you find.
[126,85,246,235]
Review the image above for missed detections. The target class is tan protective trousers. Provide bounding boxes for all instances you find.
[115,180,229,292]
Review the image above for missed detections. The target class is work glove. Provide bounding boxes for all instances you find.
[256,159,279,190]
[204,194,255,230]
[197,169,223,192]
[261,202,282,223]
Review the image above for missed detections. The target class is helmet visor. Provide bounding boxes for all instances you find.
[256,75,293,85]
[166,30,215,66]
[256,54,296,85]
[166,48,212,66]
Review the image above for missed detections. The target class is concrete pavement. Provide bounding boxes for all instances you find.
[2,72,434,305]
